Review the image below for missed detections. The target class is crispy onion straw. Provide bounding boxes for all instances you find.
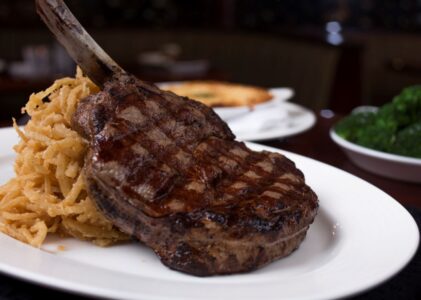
[0,68,128,247]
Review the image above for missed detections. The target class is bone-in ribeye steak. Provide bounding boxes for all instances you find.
[36,0,318,276]
[72,74,318,276]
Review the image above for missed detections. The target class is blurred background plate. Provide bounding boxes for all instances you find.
[213,87,294,120]
[230,101,315,141]
[158,82,304,141]
[157,83,294,120]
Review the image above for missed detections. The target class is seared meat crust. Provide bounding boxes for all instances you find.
[73,74,318,276]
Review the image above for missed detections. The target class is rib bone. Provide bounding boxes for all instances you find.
[35,0,124,86]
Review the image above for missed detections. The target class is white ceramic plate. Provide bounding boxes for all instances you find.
[228,101,316,141]
[330,129,421,183]
[0,127,418,300]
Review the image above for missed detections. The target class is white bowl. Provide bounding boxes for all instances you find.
[330,129,421,183]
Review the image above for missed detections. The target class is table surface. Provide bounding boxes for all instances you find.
[0,111,419,300]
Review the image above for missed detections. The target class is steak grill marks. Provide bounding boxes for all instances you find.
[84,78,311,221]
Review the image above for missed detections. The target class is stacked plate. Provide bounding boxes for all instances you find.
[159,84,316,141]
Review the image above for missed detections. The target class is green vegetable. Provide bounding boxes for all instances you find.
[335,112,375,140]
[334,86,421,158]
[390,121,421,157]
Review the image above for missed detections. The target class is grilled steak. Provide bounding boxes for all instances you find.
[36,0,318,276]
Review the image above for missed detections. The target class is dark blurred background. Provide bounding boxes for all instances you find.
[1,0,421,124]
